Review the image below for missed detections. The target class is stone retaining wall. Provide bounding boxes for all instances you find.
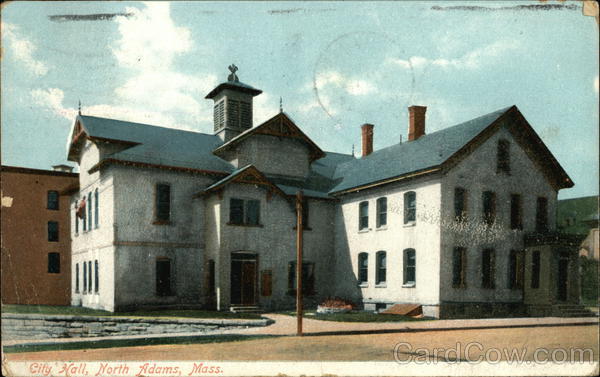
[1,313,270,340]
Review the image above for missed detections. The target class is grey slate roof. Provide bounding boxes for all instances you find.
[78,115,234,174]
[329,106,512,193]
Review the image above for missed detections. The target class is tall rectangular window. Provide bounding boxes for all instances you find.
[87,192,92,230]
[288,262,315,295]
[301,197,310,229]
[82,199,87,232]
[229,198,260,226]
[403,249,416,285]
[482,191,496,226]
[376,197,387,228]
[510,194,523,230]
[47,190,59,210]
[48,253,60,273]
[48,221,59,242]
[358,252,368,284]
[404,191,416,224]
[83,261,87,293]
[94,260,99,293]
[156,184,171,222]
[536,197,548,233]
[376,251,387,285]
[261,270,272,297]
[156,258,172,296]
[74,204,79,234]
[454,187,467,222]
[481,248,495,289]
[94,189,99,228]
[508,250,524,289]
[359,201,369,230]
[75,263,80,293]
[531,250,541,289]
[88,261,92,293]
[452,247,467,288]
[497,139,510,173]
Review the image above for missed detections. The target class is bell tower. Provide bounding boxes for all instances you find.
[205,64,263,142]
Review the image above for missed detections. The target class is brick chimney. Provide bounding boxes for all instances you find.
[361,123,374,157]
[408,106,427,141]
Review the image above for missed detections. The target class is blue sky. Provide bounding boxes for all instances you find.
[1,1,598,199]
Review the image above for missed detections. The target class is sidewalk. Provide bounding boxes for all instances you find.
[3,313,597,349]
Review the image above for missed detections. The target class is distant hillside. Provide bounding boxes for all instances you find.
[557,195,599,235]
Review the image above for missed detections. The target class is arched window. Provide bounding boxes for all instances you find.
[404,191,416,224]
[376,197,387,228]
[497,139,510,173]
[94,189,99,228]
[376,251,386,285]
[403,249,416,285]
[358,252,368,284]
[359,201,369,230]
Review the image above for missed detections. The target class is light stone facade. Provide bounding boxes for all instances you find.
[67,74,580,317]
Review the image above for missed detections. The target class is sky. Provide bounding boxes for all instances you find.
[1,1,598,199]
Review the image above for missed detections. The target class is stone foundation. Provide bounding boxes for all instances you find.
[1,313,270,341]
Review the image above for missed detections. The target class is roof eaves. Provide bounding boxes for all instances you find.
[88,158,231,177]
[330,166,442,195]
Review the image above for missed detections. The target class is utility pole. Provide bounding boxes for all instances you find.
[296,190,304,336]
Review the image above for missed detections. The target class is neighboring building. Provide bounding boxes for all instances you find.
[1,165,78,305]
[557,195,599,259]
[66,67,585,317]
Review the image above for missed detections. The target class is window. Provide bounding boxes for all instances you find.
[87,192,92,230]
[156,258,172,296]
[94,189,99,228]
[94,260,99,293]
[481,248,496,289]
[214,100,225,131]
[376,251,386,285]
[452,247,467,288]
[88,261,92,293]
[376,197,387,228]
[74,204,79,234]
[75,263,79,293]
[207,260,216,296]
[301,197,310,229]
[531,250,541,289]
[358,252,368,284]
[359,201,369,230]
[82,199,87,232]
[536,197,548,233]
[482,191,496,226]
[156,184,171,222]
[508,250,524,289]
[510,194,523,230]
[47,190,59,210]
[48,221,59,242]
[229,198,261,226]
[261,270,273,297]
[403,249,416,285]
[497,139,510,173]
[404,191,416,224]
[48,253,60,273]
[288,262,315,295]
[454,188,467,222]
[83,262,87,293]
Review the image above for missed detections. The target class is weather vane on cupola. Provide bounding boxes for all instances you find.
[227,64,239,82]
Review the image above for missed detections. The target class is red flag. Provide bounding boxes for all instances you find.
[76,198,86,219]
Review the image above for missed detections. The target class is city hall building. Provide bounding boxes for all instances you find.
[67,67,585,318]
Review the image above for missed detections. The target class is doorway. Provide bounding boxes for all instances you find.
[231,253,257,305]
[557,251,569,302]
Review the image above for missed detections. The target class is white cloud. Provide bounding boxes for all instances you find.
[31,88,75,120]
[387,40,518,71]
[1,22,48,76]
[594,75,599,94]
[254,93,280,125]
[345,79,376,96]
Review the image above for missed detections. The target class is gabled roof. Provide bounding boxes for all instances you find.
[199,165,286,199]
[69,115,234,175]
[213,112,326,162]
[330,105,573,194]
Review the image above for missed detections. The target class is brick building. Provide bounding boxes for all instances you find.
[1,165,78,305]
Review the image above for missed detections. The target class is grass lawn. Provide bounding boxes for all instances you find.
[1,305,263,320]
[282,310,429,322]
[3,334,278,354]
